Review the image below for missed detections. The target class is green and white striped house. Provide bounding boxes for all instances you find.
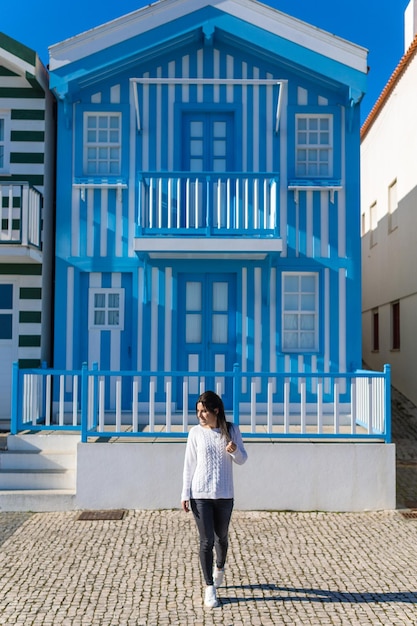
[0,33,55,423]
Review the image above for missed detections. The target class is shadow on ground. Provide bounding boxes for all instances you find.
[391,386,417,509]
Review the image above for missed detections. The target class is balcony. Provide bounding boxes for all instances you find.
[0,182,43,262]
[134,172,282,259]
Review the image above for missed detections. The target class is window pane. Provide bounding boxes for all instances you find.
[213,122,226,137]
[190,121,203,136]
[0,284,13,309]
[301,275,315,292]
[284,275,299,292]
[108,311,119,326]
[108,293,119,308]
[300,314,315,330]
[190,140,203,156]
[300,332,315,349]
[186,314,202,342]
[186,283,201,310]
[301,294,316,311]
[283,333,298,350]
[213,283,228,311]
[95,294,105,308]
[284,294,298,310]
[0,314,12,339]
[284,314,298,330]
[212,314,228,343]
[94,311,105,325]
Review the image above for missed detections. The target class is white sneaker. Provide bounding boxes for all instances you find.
[213,567,225,588]
[204,585,219,608]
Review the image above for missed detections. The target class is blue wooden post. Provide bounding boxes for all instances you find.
[11,362,20,435]
[81,362,88,443]
[384,364,391,443]
[232,363,240,426]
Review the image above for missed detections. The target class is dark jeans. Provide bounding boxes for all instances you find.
[190,498,234,586]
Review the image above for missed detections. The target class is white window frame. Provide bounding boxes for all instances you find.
[388,179,398,233]
[295,114,333,178]
[0,111,11,174]
[88,288,125,330]
[83,112,121,176]
[370,201,377,247]
[282,272,319,352]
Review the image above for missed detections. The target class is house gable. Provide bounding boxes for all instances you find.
[49,0,367,103]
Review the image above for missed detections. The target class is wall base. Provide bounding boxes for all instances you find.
[75,442,396,512]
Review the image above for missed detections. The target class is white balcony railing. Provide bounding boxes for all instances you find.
[137,172,279,237]
[0,182,42,248]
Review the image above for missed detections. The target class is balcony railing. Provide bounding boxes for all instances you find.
[137,172,279,237]
[0,182,42,248]
[11,363,391,443]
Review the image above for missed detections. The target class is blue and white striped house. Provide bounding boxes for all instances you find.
[48,0,368,408]
[5,0,396,512]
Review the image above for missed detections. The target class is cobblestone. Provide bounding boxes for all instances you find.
[0,386,416,625]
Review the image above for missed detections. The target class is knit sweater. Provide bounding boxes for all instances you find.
[181,423,248,501]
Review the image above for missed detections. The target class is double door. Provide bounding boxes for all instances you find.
[178,273,236,408]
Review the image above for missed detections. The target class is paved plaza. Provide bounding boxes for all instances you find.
[0,387,417,625]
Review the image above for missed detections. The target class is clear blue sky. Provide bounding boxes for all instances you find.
[1,0,410,122]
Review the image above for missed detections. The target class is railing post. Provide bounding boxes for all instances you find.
[384,364,391,443]
[81,362,88,443]
[11,362,20,435]
[92,362,99,430]
[233,363,240,427]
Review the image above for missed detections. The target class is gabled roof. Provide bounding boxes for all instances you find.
[0,32,48,92]
[361,33,417,140]
[49,0,367,101]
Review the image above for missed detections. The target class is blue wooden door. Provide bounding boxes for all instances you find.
[178,274,236,409]
[182,112,234,229]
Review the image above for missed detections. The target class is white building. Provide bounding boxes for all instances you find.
[361,1,417,404]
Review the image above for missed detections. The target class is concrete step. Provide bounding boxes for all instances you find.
[6,434,80,453]
[0,450,76,471]
[0,468,76,490]
[0,489,76,512]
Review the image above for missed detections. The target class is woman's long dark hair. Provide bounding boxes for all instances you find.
[196,390,231,442]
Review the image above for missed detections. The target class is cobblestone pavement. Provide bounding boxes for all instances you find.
[0,388,417,625]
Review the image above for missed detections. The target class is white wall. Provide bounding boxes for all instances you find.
[75,442,396,512]
[361,47,417,404]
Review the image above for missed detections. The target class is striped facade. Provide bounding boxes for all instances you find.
[50,0,367,409]
[0,33,55,420]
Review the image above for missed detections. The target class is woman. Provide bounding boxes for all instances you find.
[181,390,248,608]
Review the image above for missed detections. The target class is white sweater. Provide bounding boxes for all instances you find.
[181,423,248,501]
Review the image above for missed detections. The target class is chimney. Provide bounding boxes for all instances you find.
[405,0,417,51]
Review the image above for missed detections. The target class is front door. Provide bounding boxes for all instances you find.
[0,282,17,421]
[178,273,236,408]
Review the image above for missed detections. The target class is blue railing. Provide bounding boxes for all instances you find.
[137,171,279,237]
[11,363,391,443]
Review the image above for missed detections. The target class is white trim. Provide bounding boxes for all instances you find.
[0,111,11,173]
[49,0,367,73]
[134,237,282,256]
[88,286,125,331]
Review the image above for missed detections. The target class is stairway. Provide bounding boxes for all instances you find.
[0,433,79,512]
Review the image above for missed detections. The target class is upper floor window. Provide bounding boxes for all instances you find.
[391,301,400,351]
[295,115,333,177]
[388,179,398,233]
[84,113,121,176]
[282,272,318,352]
[0,113,11,173]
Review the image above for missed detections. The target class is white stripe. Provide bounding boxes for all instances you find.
[66,267,74,370]
[87,188,94,257]
[306,190,313,257]
[151,267,159,371]
[100,189,108,257]
[252,67,259,170]
[164,267,172,371]
[168,61,175,170]
[279,81,288,257]
[324,268,330,373]
[269,267,277,372]
[129,80,136,257]
[156,66,162,170]
[137,268,143,373]
[115,187,123,257]
[71,186,80,257]
[339,269,346,372]
[254,267,261,371]
[321,190,329,258]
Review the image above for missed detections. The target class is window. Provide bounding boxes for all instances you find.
[372,309,379,352]
[296,115,333,177]
[84,113,121,176]
[388,179,398,232]
[89,288,124,330]
[391,301,400,350]
[370,201,377,247]
[0,113,11,173]
[0,284,13,340]
[282,272,318,351]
